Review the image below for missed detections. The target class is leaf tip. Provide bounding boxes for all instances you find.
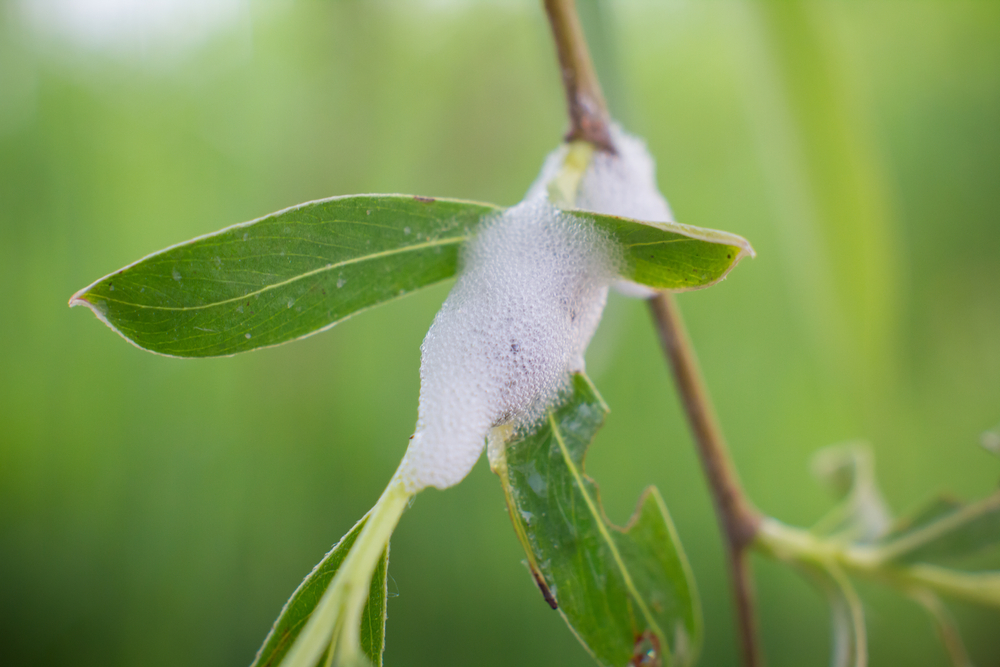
[725,234,755,262]
[68,289,91,309]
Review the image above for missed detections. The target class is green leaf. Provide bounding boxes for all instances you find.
[810,443,892,543]
[70,195,496,357]
[491,373,701,667]
[252,515,389,667]
[578,211,755,291]
[876,491,1000,566]
[881,496,963,543]
[70,194,752,358]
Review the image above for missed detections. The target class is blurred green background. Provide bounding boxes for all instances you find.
[1,1,998,665]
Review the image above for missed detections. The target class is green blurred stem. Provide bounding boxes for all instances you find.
[757,519,1000,609]
[649,292,764,667]
[281,476,411,667]
[908,589,974,667]
[543,0,614,152]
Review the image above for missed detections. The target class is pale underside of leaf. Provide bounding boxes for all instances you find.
[493,373,701,667]
[252,514,389,667]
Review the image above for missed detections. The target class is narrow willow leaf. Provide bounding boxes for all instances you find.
[491,373,701,667]
[252,515,389,667]
[876,491,1000,566]
[70,195,496,357]
[578,211,755,291]
[810,443,892,543]
[70,193,752,358]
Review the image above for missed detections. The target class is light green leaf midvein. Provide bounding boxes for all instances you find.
[624,238,699,249]
[549,412,669,649]
[86,236,468,312]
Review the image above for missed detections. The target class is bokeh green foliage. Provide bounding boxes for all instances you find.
[1,1,999,666]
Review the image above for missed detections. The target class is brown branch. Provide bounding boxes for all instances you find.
[542,0,615,152]
[541,1,763,663]
[649,292,763,667]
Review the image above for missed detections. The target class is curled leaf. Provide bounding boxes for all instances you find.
[811,443,892,543]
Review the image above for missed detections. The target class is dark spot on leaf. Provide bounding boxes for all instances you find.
[531,570,558,610]
[727,253,732,259]
[649,254,655,259]
[322,289,327,295]
[413,195,435,203]
[629,631,661,667]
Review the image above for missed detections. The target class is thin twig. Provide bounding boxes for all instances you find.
[541,2,764,663]
[542,0,615,152]
[649,292,763,667]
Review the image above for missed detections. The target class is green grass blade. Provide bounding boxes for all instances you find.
[70,194,498,357]
[251,514,389,667]
[493,373,701,667]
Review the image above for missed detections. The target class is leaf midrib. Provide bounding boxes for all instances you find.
[85,235,468,312]
[548,412,670,654]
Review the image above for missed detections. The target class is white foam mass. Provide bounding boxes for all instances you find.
[398,125,673,492]
[528,125,676,298]
[398,198,620,492]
